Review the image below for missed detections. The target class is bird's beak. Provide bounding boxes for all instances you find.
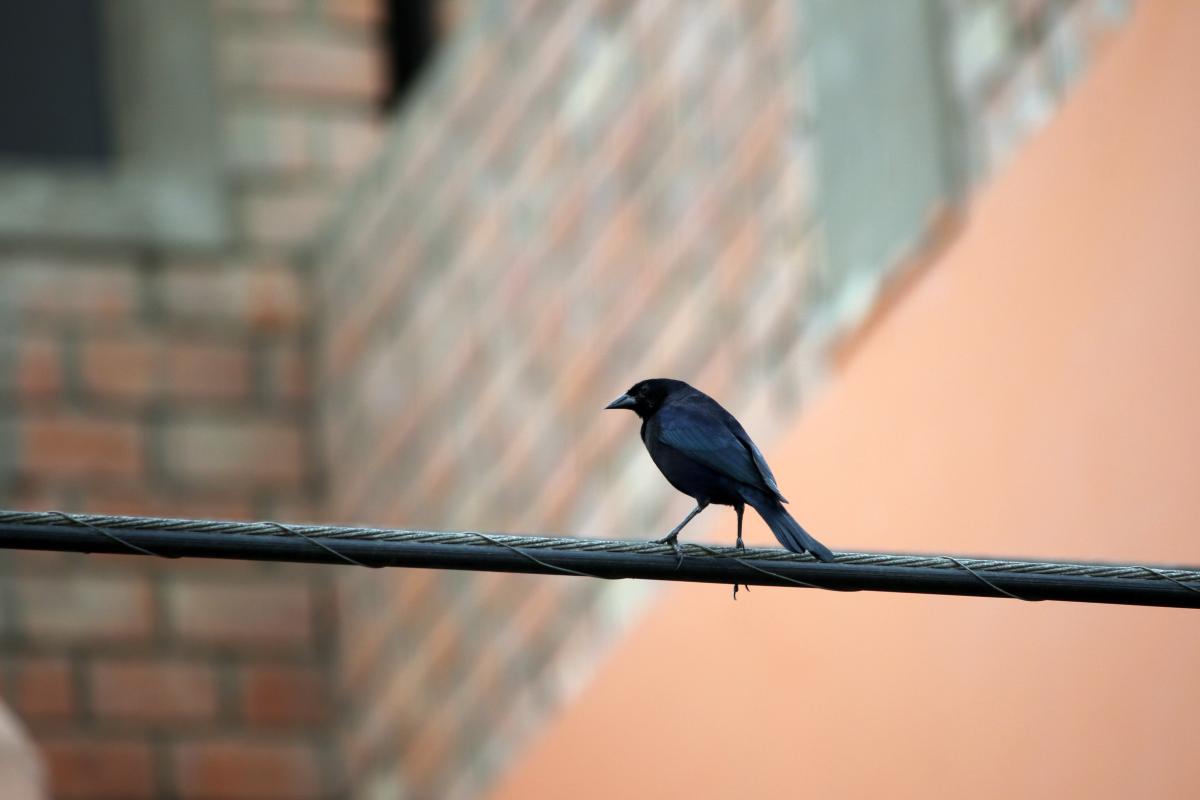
[605,393,637,411]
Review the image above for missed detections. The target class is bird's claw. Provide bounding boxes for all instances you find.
[655,533,684,568]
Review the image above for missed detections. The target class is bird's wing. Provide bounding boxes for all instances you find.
[725,415,788,503]
[655,394,788,502]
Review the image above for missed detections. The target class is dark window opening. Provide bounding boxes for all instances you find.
[382,0,440,112]
[0,1,114,165]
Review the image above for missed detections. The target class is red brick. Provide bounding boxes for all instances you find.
[173,740,323,800]
[510,578,568,641]
[319,114,383,176]
[242,186,333,249]
[89,659,219,723]
[260,496,319,525]
[223,32,384,101]
[168,580,313,648]
[42,738,155,799]
[0,547,73,574]
[0,257,139,323]
[456,634,506,708]
[238,664,328,727]
[324,0,384,27]
[343,662,427,781]
[7,336,63,400]
[263,343,309,404]
[335,569,443,691]
[247,268,310,330]
[336,583,395,692]
[4,655,75,719]
[12,575,154,643]
[161,417,306,488]
[22,415,145,480]
[79,336,160,402]
[159,262,308,331]
[400,712,458,793]
[165,342,254,403]
[424,611,464,684]
[2,478,70,514]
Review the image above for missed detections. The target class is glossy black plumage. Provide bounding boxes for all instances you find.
[606,378,835,562]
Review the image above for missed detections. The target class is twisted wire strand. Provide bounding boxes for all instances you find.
[1,510,1198,595]
[46,509,173,560]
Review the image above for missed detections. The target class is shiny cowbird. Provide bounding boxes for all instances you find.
[606,378,835,562]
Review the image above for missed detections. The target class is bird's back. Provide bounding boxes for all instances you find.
[647,387,787,503]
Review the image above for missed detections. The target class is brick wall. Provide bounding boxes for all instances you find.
[1,562,334,799]
[0,0,1133,798]
[0,255,311,517]
[0,1,385,798]
[317,0,1133,797]
[319,1,824,795]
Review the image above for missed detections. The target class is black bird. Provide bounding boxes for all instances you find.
[606,378,835,562]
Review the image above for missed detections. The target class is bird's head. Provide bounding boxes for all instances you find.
[605,378,689,418]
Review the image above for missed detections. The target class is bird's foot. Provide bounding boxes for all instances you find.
[654,532,684,568]
[732,535,748,597]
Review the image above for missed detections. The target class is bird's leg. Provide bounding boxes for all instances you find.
[656,502,707,545]
[656,502,707,566]
[733,503,749,599]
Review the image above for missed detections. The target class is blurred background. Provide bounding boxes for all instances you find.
[1,0,1198,798]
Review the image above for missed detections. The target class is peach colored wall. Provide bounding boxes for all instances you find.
[491,3,1200,798]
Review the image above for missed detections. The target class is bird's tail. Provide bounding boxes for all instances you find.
[743,490,836,562]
